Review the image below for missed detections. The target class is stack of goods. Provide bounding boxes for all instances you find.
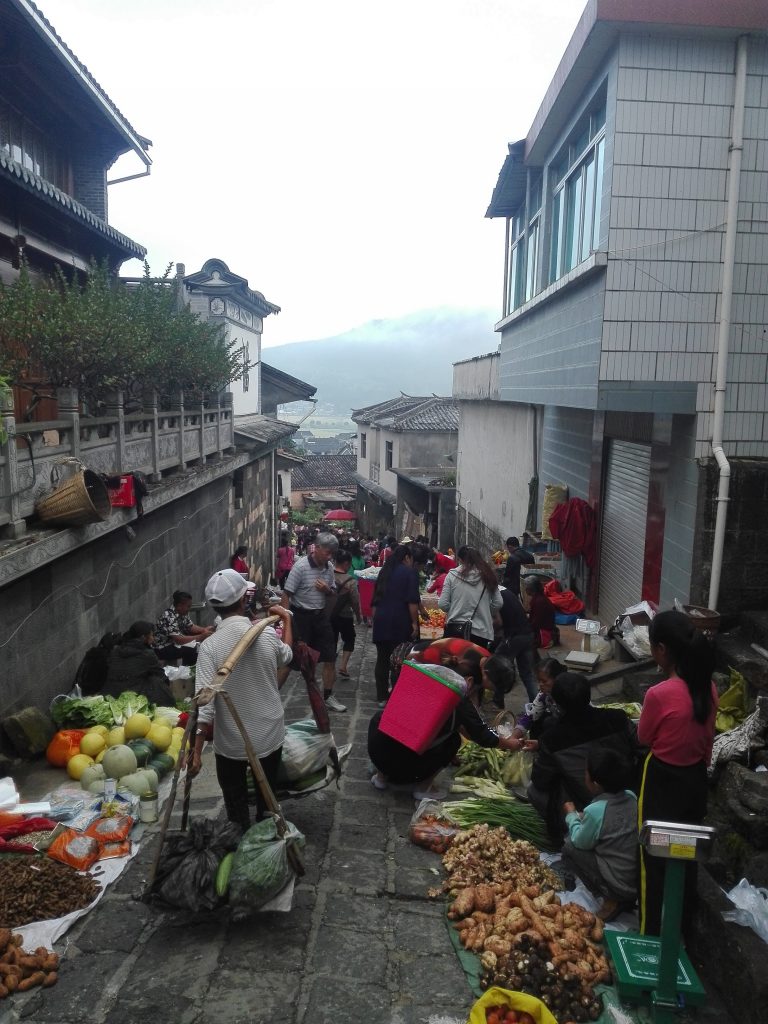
[421,607,446,639]
[0,930,59,998]
[432,825,608,1023]
[0,857,100,928]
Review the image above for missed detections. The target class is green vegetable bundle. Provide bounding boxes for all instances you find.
[51,690,153,728]
[456,742,526,786]
[446,794,552,850]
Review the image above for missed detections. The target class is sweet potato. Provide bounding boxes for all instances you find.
[474,884,496,913]
[18,955,43,972]
[0,929,11,953]
[17,971,45,991]
[450,887,476,918]
[4,974,17,993]
[11,935,23,947]
[43,972,58,987]
[41,954,59,972]
[0,983,8,999]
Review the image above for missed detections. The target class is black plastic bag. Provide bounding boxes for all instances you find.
[152,818,242,911]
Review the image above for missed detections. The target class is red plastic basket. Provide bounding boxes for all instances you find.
[378,661,464,754]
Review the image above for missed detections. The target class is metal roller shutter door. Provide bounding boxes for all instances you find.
[598,440,651,624]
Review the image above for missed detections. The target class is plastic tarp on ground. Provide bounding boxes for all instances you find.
[15,775,175,950]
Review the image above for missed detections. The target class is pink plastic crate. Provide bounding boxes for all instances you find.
[378,661,463,754]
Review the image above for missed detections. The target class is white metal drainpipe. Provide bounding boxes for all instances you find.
[709,34,749,611]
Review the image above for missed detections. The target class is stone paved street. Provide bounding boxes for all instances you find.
[4,627,474,1024]
[3,627,737,1024]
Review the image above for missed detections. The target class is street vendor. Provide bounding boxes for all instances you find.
[188,569,294,830]
[367,654,522,801]
[103,621,174,706]
[152,590,213,665]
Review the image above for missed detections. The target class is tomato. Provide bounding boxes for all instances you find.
[503,1012,519,1024]
[486,1013,501,1024]
[517,1014,535,1024]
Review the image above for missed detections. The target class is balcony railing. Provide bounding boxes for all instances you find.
[0,387,234,535]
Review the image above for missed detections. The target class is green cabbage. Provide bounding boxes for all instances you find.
[51,690,153,727]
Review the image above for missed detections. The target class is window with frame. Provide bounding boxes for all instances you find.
[360,432,367,458]
[505,209,526,316]
[385,440,393,470]
[0,99,70,192]
[549,103,605,284]
[525,177,542,303]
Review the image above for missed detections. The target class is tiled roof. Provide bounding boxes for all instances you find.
[21,0,151,157]
[291,454,356,490]
[354,474,396,506]
[234,415,297,449]
[353,395,458,433]
[0,151,147,258]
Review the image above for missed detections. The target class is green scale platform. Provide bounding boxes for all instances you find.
[604,931,706,1006]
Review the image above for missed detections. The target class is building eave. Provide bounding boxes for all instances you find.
[10,0,152,166]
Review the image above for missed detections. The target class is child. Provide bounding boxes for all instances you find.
[561,746,638,922]
[516,658,566,749]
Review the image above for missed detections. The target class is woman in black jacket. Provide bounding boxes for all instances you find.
[103,621,175,706]
[526,672,638,842]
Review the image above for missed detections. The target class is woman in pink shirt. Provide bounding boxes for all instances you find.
[637,609,718,938]
[276,533,295,588]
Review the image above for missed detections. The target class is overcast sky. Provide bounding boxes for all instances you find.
[47,0,583,347]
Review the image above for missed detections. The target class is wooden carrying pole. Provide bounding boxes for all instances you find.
[144,616,304,895]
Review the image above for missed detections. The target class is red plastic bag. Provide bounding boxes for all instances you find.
[84,815,134,843]
[46,729,87,767]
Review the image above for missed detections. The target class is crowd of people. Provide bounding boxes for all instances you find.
[72,524,718,941]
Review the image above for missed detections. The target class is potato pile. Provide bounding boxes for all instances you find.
[448,884,608,1023]
[0,929,58,998]
[430,824,561,896]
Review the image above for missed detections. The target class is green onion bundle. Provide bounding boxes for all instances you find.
[446,795,553,850]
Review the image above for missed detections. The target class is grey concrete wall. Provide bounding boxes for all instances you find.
[456,400,537,542]
[659,415,697,608]
[0,475,233,723]
[539,405,594,515]
[498,272,605,409]
[232,453,274,586]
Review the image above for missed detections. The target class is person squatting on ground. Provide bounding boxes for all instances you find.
[637,609,718,938]
[561,746,639,922]
[188,569,294,830]
[330,549,361,678]
[281,531,346,712]
[103,621,175,707]
[367,653,523,800]
[152,590,213,665]
[513,657,567,749]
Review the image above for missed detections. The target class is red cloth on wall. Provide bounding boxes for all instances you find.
[548,497,597,569]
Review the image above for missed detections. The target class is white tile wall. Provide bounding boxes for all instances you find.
[646,69,706,103]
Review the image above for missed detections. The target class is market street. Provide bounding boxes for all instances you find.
[3,629,736,1024]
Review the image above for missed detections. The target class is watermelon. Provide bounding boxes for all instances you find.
[148,756,172,778]
[127,738,156,767]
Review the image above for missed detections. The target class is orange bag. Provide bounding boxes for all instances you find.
[98,840,132,860]
[47,828,100,871]
[46,729,87,768]
[84,815,134,843]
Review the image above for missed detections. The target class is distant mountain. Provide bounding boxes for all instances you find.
[263,306,499,415]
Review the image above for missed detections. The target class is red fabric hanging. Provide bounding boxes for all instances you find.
[548,497,597,569]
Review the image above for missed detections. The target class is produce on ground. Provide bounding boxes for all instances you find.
[0,930,59,998]
[455,745,529,788]
[448,882,607,1023]
[423,608,447,628]
[408,811,461,854]
[483,1006,535,1024]
[432,825,561,896]
[446,796,552,850]
[0,857,101,927]
[51,691,152,728]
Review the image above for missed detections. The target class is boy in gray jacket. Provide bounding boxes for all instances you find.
[561,746,638,921]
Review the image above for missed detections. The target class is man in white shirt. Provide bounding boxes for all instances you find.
[188,569,293,831]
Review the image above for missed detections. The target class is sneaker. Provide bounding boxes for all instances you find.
[325,694,347,712]
[370,773,388,790]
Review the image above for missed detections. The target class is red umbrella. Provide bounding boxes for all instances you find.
[323,508,355,521]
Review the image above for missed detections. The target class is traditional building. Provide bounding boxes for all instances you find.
[353,396,458,545]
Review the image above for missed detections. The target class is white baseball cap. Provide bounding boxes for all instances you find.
[205,569,249,606]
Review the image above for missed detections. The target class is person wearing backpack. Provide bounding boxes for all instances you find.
[330,550,361,678]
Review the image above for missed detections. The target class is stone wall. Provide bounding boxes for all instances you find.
[232,452,274,585]
[0,475,234,730]
[691,457,768,612]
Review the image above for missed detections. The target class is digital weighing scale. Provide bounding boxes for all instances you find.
[604,820,715,1023]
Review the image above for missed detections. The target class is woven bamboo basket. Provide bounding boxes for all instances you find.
[36,469,112,527]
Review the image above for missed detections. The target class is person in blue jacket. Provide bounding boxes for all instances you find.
[561,745,638,922]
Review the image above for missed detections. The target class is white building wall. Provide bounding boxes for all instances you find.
[457,402,537,543]
[606,33,768,455]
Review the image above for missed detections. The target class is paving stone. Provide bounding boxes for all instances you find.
[71,896,153,952]
[393,865,443,898]
[199,968,298,1024]
[392,908,454,955]
[335,821,388,852]
[397,953,471,1005]
[322,893,390,932]
[394,836,443,869]
[304,977,392,1024]
[324,848,387,887]
[17,952,127,1021]
[222,919,309,971]
[309,924,388,983]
